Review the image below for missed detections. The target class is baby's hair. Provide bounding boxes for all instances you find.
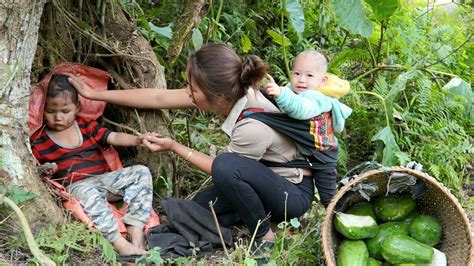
[296,50,328,73]
[47,74,79,105]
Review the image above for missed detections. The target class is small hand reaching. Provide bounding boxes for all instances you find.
[263,74,281,97]
[140,132,175,152]
[38,162,58,176]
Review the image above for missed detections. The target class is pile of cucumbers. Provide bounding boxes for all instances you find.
[334,194,446,266]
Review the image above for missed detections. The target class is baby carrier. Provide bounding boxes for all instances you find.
[29,62,159,234]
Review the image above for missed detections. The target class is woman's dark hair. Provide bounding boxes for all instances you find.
[187,43,267,106]
[47,74,79,105]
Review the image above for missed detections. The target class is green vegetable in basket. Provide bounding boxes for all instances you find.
[346,201,378,222]
[380,234,433,264]
[402,210,420,223]
[366,222,410,259]
[367,257,382,266]
[334,212,378,239]
[409,215,443,246]
[336,240,369,266]
[374,194,416,221]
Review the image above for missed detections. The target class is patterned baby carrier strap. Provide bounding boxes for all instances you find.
[237,108,338,169]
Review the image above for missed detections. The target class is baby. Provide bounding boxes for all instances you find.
[264,50,351,132]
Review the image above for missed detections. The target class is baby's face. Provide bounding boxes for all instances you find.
[290,55,327,94]
[44,93,79,132]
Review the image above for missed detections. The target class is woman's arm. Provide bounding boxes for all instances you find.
[141,134,213,174]
[67,75,196,109]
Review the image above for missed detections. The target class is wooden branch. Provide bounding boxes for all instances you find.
[0,195,56,266]
[165,0,207,65]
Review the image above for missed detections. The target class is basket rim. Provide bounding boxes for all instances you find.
[321,166,474,266]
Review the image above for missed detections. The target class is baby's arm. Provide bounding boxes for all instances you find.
[276,88,332,120]
[106,132,141,147]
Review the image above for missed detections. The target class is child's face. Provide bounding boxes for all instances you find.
[290,55,327,94]
[44,93,79,132]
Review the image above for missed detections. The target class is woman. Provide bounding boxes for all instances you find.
[68,43,314,250]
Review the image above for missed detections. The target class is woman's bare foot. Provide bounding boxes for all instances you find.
[127,225,146,250]
[112,236,146,256]
[261,228,275,242]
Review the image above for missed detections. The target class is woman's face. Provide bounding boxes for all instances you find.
[186,77,212,111]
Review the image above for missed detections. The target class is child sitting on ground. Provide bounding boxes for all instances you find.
[264,50,352,129]
[30,74,153,256]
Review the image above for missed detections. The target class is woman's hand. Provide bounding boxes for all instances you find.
[140,132,176,152]
[65,73,98,100]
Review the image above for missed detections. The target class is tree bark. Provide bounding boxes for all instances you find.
[0,0,64,231]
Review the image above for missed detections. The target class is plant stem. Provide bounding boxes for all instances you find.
[376,20,385,64]
[365,39,377,68]
[0,195,56,266]
[355,91,390,127]
[208,201,229,259]
[281,0,291,78]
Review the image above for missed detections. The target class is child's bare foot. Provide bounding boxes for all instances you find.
[113,236,146,256]
[127,225,146,250]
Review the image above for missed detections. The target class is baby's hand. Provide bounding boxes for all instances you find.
[139,132,160,147]
[38,162,58,176]
[264,74,281,97]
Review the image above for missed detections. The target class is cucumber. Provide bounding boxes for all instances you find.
[346,201,378,222]
[367,257,382,266]
[336,240,369,266]
[409,215,443,246]
[366,222,410,259]
[381,234,433,264]
[374,194,416,222]
[334,212,378,240]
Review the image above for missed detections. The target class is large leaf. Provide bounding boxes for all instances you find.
[148,22,173,39]
[443,77,473,119]
[266,29,292,46]
[285,0,305,36]
[371,126,400,166]
[330,0,373,38]
[241,33,252,53]
[365,0,400,21]
[192,28,203,50]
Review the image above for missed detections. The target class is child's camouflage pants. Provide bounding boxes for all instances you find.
[67,165,153,242]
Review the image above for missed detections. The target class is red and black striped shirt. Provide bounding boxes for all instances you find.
[31,117,112,186]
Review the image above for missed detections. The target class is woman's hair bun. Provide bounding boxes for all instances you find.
[240,55,267,89]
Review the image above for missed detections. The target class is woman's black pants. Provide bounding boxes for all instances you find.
[193,153,314,239]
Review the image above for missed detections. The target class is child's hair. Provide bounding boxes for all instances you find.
[296,50,328,73]
[187,43,267,106]
[47,74,79,104]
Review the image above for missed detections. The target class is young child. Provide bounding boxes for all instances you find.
[30,74,153,256]
[264,50,352,132]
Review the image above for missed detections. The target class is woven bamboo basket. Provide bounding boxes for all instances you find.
[321,166,474,266]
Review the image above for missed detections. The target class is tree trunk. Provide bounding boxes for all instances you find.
[0,0,64,232]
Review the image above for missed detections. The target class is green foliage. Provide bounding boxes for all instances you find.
[330,0,373,37]
[365,0,400,22]
[2,185,36,205]
[4,221,116,264]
